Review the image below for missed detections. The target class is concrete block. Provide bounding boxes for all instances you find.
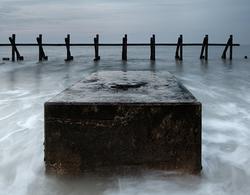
[44,71,201,174]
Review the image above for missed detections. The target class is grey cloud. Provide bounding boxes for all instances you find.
[0,0,249,44]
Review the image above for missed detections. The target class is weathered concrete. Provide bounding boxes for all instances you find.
[44,71,202,175]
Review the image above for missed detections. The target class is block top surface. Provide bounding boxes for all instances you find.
[47,71,199,104]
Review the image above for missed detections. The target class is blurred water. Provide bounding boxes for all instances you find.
[0,45,250,195]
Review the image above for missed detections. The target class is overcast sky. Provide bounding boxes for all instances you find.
[0,0,249,44]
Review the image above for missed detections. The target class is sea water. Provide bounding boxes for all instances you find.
[0,45,250,195]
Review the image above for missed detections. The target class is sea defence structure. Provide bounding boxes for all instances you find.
[44,71,202,175]
[1,34,239,62]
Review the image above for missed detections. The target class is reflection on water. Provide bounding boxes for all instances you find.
[0,46,250,195]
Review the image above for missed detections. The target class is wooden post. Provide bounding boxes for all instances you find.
[94,34,100,61]
[230,35,233,60]
[11,34,15,62]
[150,34,156,61]
[200,35,208,60]
[175,36,180,59]
[38,34,42,61]
[175,35,183,60]
[205,35,208,60]
[222,35,233,60]
[37,34,48,61]
[122,34,127,61]
[179,35,183,61]
[9,34,23,61]
[221,45,227,59]
[200,36,205,59]
[65,34,73,61]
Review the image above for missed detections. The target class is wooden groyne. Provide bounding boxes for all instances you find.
[0,34,240,62]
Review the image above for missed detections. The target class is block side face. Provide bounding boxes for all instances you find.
[45,103,82,174]
[44,103,201,174]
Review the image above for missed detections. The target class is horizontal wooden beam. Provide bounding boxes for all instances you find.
[0,43,240,47]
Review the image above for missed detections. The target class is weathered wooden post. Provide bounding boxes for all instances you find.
[64,34,73,61]
[37,34,48,61]
[205,35,208,60]
[150,34,156,61]
[9,34,24,61]
[175,36,180,59]
[200,35,208,60]
[94,34,100,61]
[175,35,183,60]
[180,35,183,61]
[230,35,233,60]
[221,35,233,60]
[122,34,127,61]
[11,34,15,62]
